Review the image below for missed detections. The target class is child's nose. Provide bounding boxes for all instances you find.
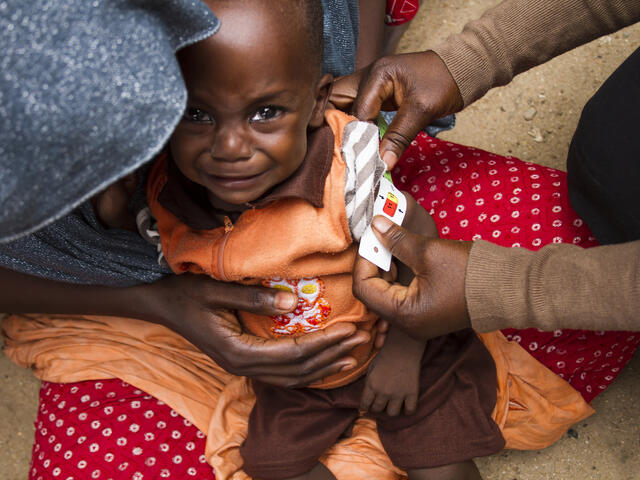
[210,125,252,162]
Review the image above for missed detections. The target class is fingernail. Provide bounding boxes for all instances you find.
[340,362,355,372]
[372,216,392,233]
[274,292,297,311]
[382,150,397,168]
[347,338,366,348]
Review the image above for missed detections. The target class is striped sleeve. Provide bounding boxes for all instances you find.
[341,120,387,242]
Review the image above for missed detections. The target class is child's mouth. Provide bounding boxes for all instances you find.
[205,171,267,190]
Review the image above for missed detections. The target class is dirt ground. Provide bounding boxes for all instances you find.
[1,1,639,479]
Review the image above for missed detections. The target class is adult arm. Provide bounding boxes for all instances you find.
[343,0,640,166]
[467,239,640,333]
[0,267,368,387]
[433,0,640,106]
[353,216,640,340]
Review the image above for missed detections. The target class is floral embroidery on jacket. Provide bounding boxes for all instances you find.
[263,277,331,335]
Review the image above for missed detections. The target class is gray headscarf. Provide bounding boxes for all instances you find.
[0,0,359,285]
[0,0,220,242]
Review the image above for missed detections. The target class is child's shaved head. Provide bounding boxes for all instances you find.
[203,0,324,78]
[170,0,333,207]
[284,0,324,76]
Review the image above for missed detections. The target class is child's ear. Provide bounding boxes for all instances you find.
[309,74,333,128]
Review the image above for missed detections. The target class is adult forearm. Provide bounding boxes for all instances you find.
[466,240,640,332]
[0,267,154,322]
[432,0,640,106]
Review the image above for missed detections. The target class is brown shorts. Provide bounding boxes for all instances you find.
[240,329,505,479]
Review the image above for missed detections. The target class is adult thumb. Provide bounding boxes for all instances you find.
[370,216,428,272]
[379,102,431,169]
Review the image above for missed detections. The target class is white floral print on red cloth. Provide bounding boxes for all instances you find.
[29,379,216,480]
[393,133,640,402]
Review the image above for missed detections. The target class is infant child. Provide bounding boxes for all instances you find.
[147,1,504,479]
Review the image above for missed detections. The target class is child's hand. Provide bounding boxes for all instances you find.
[360,326,425,416]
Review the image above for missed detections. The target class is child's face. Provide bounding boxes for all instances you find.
[170,2,331,208]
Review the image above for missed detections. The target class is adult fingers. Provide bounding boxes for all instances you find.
[235,323,368,367]
[238,329,370,377]
[328,71,362,112]
[252,355,358,388]
[208,281,298,316]
[377,319,390,334]
[373,319,389,349]
[370,216,429,274]
[352,249,382,286]
[352,61,395,124]
[374,330,387,350]
[379,101,431,168]
[353,51,464,169]
[352,255,409,321]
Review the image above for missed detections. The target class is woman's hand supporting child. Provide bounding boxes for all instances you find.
[0,267,368,388]
[140,274,371,387]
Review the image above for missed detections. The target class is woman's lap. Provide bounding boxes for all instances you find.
[31,134,640,475]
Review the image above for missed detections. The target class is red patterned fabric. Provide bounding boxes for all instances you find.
[30,135,639,477]
[29,380,215,480]
[385,0,420,25]
[393,133,640,403]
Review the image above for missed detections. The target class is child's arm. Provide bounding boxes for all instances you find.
[360,320,425,416]
[360,193,437,416]
[355,0,387,69]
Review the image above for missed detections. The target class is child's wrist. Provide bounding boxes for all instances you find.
[381,325,426,356]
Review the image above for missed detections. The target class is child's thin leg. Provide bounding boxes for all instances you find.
[270,462,336,480]
[407,460,482,480]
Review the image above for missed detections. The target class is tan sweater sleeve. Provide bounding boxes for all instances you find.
[432,0,640,106]
[466,239,640,333]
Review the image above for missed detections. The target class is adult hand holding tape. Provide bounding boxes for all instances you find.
[353,215,472,341]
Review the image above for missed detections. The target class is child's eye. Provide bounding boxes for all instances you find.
[183,107,214,124]
[250,106,283,122]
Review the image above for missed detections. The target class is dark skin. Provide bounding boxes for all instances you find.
[330,48,473,344]
[330,51,464,168]
[353,223,478,477]
[360,191,432,418]
[175,2,479,479]
[357,213,481,480]
[331,48,492,480]
[0,1,384,391]
[0,266,372,387]
[329,49,475,346]
[355,0,387,69]
[171,5,344,477]
[353,215,472,342]
[356,0,424,69]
